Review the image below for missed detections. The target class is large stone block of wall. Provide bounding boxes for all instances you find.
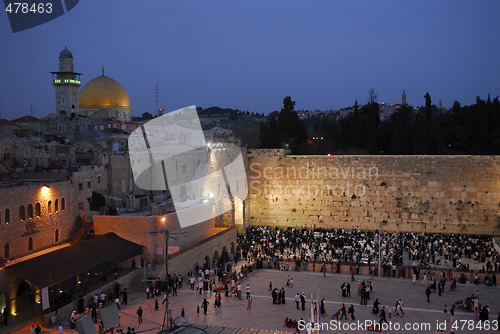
[247,150,500,234]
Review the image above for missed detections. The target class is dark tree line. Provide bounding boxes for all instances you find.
[259,96,308,153]
[260,93,500,155]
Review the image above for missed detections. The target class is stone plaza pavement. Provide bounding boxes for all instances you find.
[5,269,500,334]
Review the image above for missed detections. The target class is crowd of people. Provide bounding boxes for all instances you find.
[238,227,499,275]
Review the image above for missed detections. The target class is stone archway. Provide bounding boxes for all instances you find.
[15,281,39,317]
[213,250,220,268]
[221,246,228,264]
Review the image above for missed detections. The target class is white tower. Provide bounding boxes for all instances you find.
[50,47,82,116]
[402,89,407,106]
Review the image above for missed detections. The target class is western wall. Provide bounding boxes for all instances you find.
[246,149,500,234]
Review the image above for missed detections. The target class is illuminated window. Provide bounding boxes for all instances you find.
[28,238,33,251]
[5,209,10,224]
[35,203,41,217]
[55,199,59,212]
[4,244,9,258]
[61,198,65,211]
[48,201,52,214]
[27,204,33,219]
[55,229,59,243]
[19,205,25,221]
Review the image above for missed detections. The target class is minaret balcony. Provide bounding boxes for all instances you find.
[53,79,81,85]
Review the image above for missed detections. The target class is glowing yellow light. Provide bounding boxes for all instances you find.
[41,185,50,196]
[161,217,166,222]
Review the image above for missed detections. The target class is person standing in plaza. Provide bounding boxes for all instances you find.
[137,306,143,324]
[450,305,455,323]
[295,293,300,309]
[426,286,431,303]
[122,288,128,305]
[246,284,251,299]
[443,305,448,321]
[201,298,209,314]
[300,293,306,311]
[237,283,242,300]
[348,305,355,321]
[2,307,7,325]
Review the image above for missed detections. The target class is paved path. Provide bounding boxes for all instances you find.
[5,269,500,334]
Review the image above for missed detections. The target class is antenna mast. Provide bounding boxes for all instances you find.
[154,83,160,116]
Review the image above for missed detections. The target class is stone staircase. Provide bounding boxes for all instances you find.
[69,220,94,244]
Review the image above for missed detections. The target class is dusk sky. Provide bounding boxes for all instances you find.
[1,0,499,120]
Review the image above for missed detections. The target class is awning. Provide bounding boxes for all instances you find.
[5,233,142,288]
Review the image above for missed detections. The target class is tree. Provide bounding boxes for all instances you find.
[368,88,378,104]
[259,122,270,148]
[89,191,106,211]
[424,92,432,121]
[277,96,308,151]
[142,112,154,120]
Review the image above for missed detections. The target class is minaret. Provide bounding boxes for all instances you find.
[402,89,407,106]
[439,99,443,110]
[50,47,82,115]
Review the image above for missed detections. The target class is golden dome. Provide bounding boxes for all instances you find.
[79,75,130,109]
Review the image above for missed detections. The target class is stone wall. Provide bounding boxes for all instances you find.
[247,150,500,234]
[168,227,237,275]
[93,212,216,260]
[0,181,77,260]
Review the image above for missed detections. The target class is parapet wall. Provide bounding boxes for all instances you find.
[247,150,500,234]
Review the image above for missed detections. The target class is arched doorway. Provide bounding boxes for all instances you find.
[213,250,220,268]
[221,246,228,264]
[15,281,39,317]
[17,281,35,304]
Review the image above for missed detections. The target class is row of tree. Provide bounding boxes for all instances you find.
[259,93,500,155]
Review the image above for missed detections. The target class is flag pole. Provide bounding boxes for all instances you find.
[378,221,381,279]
